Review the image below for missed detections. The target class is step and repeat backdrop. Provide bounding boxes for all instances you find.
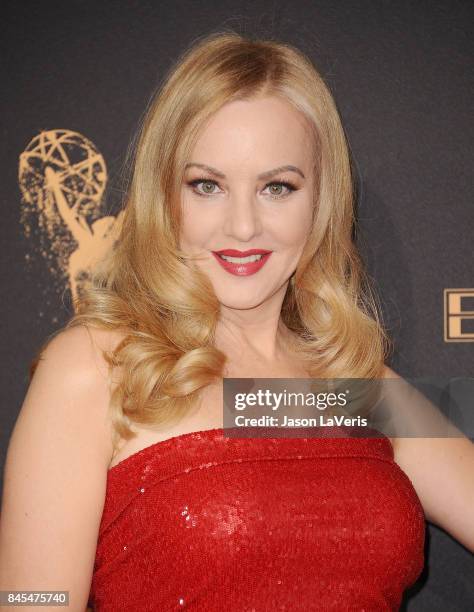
[1,1,473,609]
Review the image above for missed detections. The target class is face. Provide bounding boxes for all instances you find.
[179,95,315,310]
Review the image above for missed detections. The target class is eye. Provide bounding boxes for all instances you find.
[185,178,298,199]
[263,181,297,199]
[187,178,221,197]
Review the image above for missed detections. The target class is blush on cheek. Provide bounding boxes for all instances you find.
[273,222,310,247]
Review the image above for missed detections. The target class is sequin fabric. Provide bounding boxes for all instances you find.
[87,426,425,611]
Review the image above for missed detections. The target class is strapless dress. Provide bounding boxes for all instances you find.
[87,426,425,611]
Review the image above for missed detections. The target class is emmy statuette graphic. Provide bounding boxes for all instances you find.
[19,129,124,307]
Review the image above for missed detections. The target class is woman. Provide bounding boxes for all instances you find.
[1,31,473,611]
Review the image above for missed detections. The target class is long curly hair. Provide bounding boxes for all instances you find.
[31,30,392,456]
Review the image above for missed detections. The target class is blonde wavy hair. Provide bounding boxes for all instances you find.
[31,31,392,455]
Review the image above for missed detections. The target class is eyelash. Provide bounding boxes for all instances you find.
[186,177,298,200]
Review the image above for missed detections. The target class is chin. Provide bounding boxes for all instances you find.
[215,292,267,311]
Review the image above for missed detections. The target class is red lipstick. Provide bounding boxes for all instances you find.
[212,249,272,276]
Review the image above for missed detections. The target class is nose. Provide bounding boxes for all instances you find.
[222,192,263,242]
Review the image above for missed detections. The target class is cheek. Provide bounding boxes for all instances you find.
[179,207,198,250]
[179,220,204,250]
[179,197,216,249]
[274,203,313,248]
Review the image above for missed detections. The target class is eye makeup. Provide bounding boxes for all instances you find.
[185,177,299,199]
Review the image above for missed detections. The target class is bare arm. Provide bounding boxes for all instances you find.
[0,325,115,610]
[383,366,474,553]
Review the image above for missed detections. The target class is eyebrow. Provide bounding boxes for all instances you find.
[184,162,305,180]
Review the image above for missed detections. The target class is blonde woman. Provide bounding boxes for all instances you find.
[1,31,473,611]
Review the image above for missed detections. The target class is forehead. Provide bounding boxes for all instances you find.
[189,96,314,166]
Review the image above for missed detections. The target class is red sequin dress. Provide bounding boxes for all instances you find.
[88,426,426,611]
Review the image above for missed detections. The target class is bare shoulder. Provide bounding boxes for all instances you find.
[49,324,126,378]
[380,365,400,453]
[380,364,474,552]
[0,324,127,605]
[40,325,125,453]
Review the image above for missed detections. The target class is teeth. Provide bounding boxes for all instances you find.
[220,254,264,263]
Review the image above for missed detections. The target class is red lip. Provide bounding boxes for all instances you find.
[212,251,272,276]
[214,249,272,256]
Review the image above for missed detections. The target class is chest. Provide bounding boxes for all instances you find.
[109,361,402,468]
[95,433,426,611]
[109,358,312,467]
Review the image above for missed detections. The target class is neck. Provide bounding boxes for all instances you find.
[214,309,296,364]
